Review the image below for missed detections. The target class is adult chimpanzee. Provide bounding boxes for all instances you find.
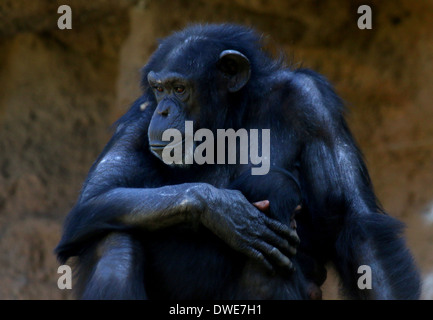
[56,24,420,300]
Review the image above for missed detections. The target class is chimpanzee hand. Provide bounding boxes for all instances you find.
[195,184,299,274]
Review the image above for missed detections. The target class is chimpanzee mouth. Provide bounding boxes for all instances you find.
[150,139,187,165]
[149,143,166,151]
[150,139,185,151]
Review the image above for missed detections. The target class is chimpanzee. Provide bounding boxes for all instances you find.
[56,23,420,299]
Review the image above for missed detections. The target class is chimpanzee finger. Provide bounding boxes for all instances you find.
[252,200,270,213]
[263,215,300,246]
[259,226,297,257]
[254,241,295,273]
[287,228,300,247]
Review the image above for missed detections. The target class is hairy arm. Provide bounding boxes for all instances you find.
[289,69,421,299]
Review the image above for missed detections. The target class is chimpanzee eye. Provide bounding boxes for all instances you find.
[153,86,164,93]
[174,86,185,94]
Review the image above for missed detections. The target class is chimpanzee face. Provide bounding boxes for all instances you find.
[146,42,251,163]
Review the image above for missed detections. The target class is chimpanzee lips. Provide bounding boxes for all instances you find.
[150,139,185,159]
[150,139,184,150]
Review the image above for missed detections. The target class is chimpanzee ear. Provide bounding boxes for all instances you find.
[217,50,251,92]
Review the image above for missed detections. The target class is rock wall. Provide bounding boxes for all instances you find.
[0,0,432,299]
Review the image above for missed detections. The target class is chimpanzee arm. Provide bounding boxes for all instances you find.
[56,97,297,273]
[290,69,421,299]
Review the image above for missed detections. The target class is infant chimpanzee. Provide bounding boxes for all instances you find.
[229,167,325,299]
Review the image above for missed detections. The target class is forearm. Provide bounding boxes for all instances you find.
[113,183,207,229]
[57,183,209,255]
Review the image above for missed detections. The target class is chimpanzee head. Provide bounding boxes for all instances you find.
[141,24,276,163]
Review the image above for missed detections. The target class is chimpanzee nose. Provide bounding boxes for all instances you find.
[157,106,170,116]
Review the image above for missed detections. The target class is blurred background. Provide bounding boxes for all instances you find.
[0,0,432,299]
